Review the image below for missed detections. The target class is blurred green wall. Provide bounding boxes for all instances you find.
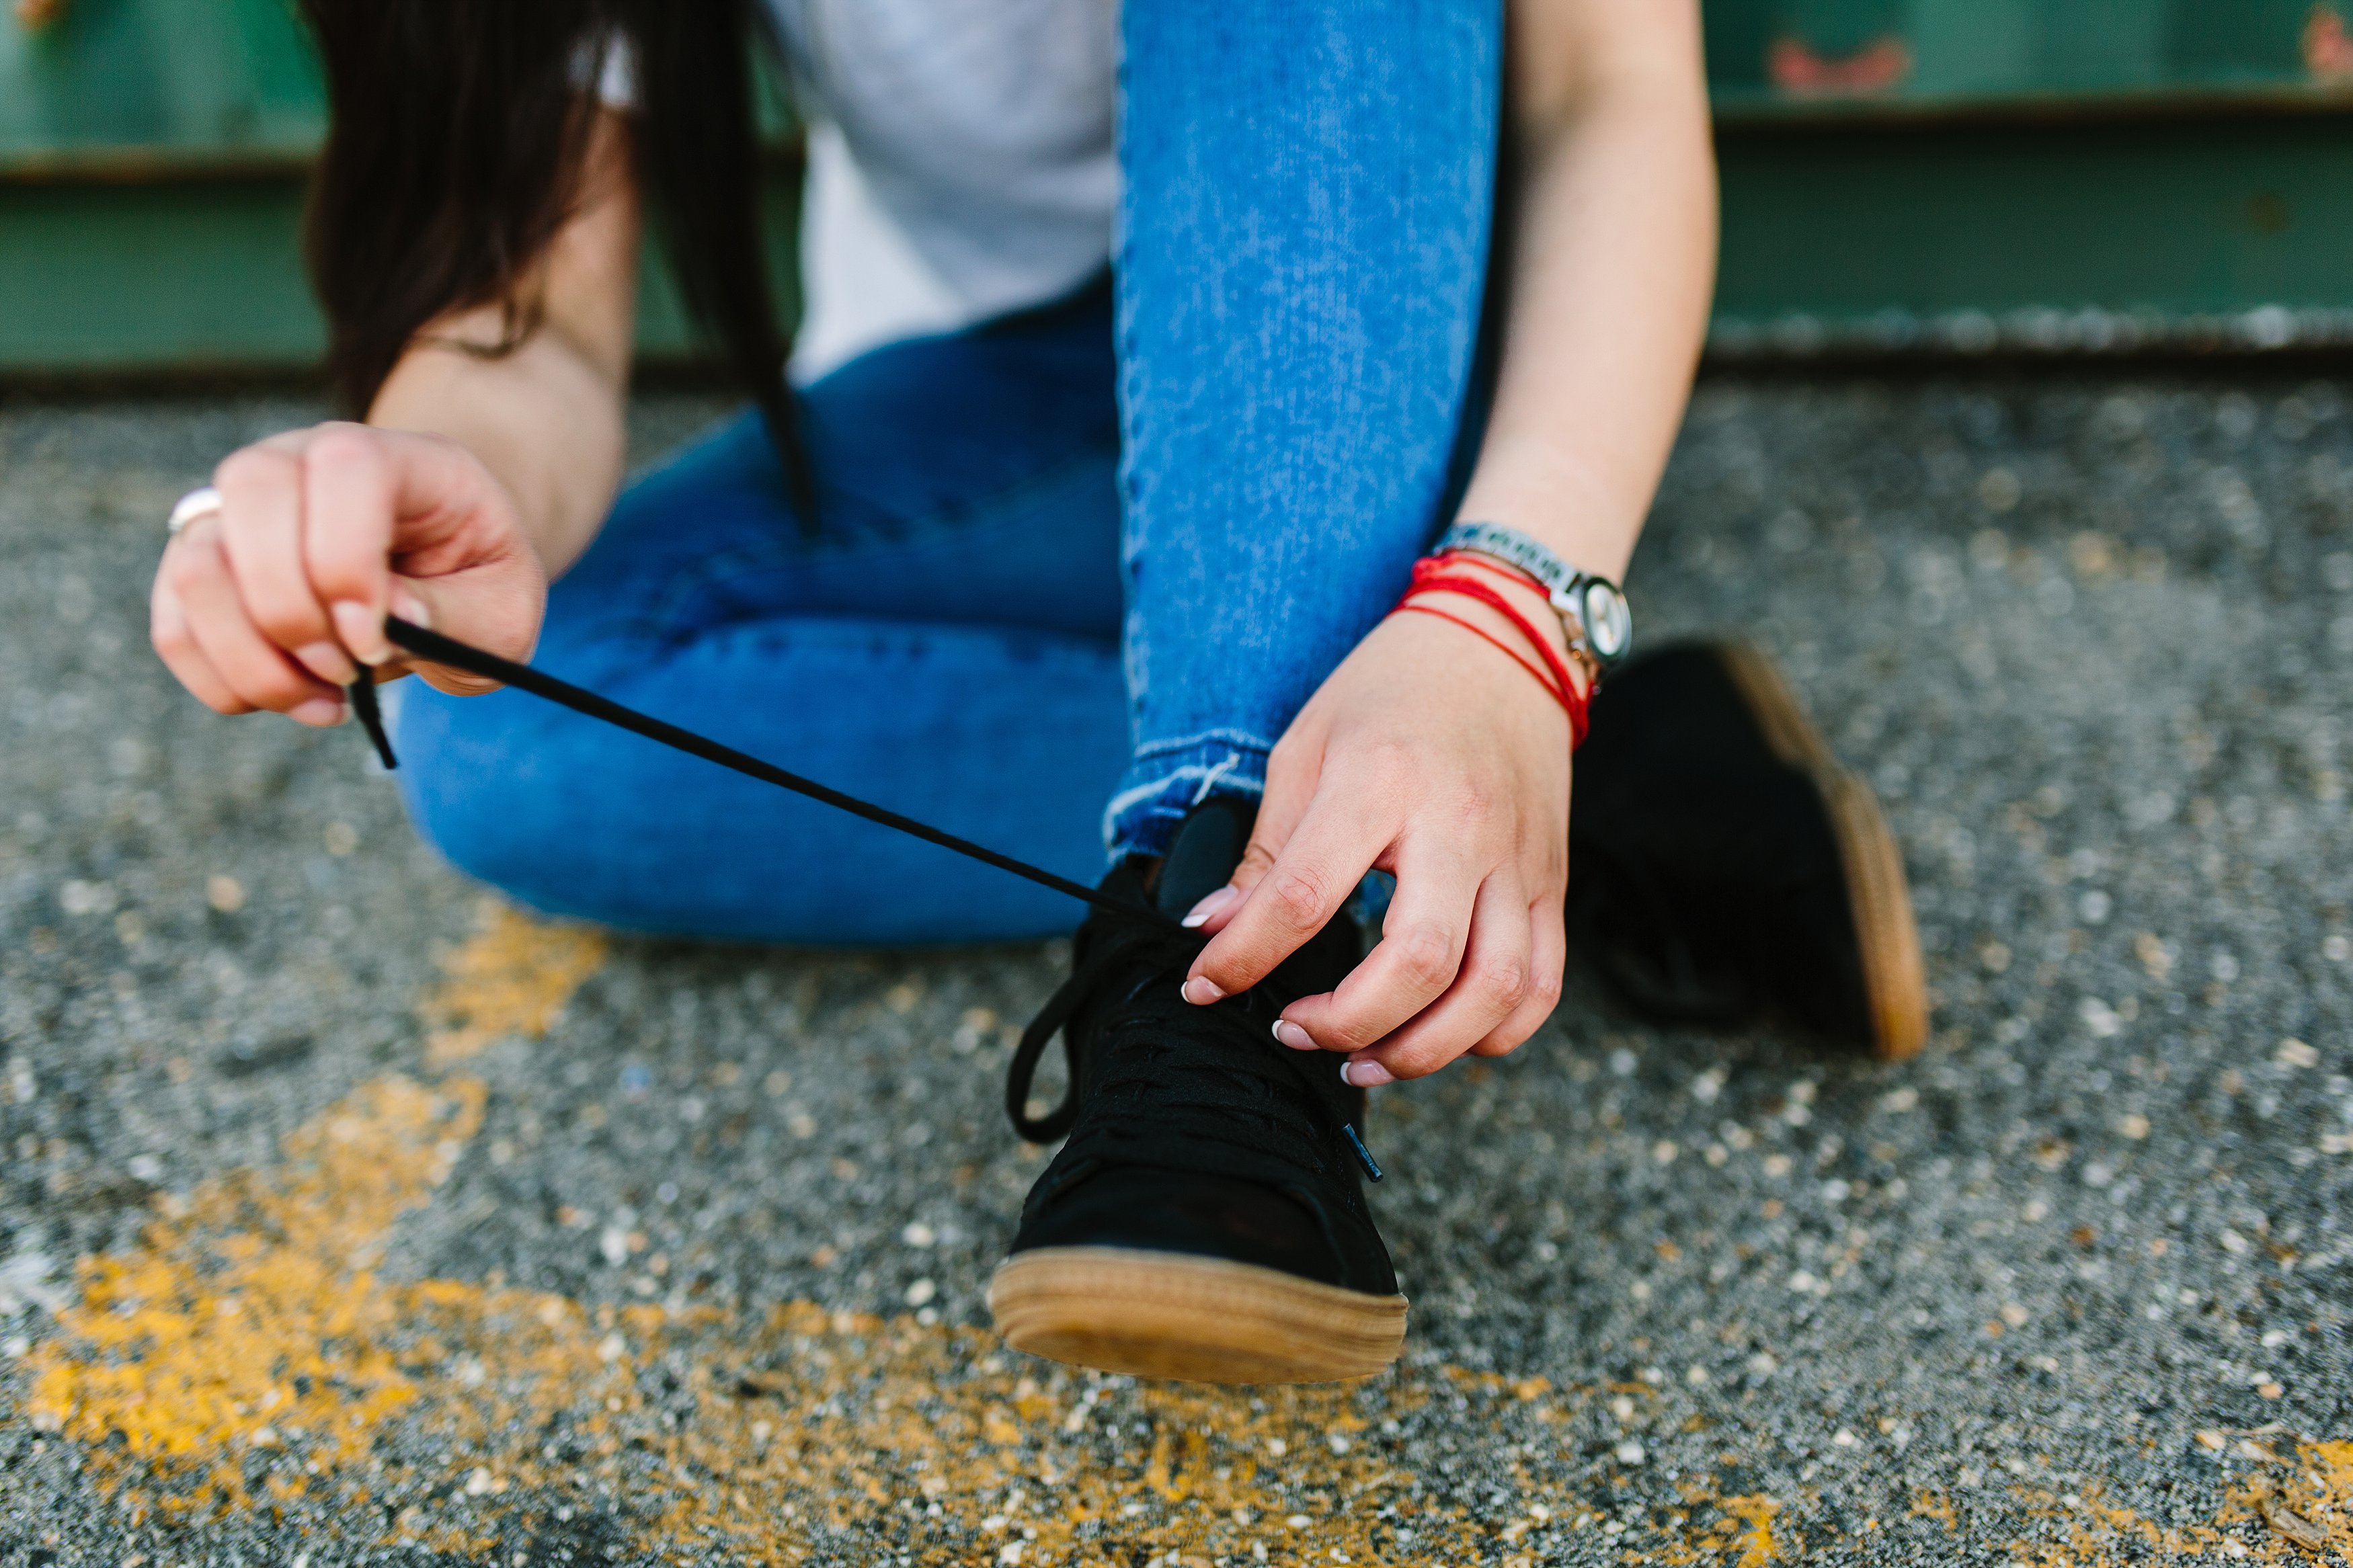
[0,0,798,376]
[1706,0,2353,353]
[3,0,2352,373]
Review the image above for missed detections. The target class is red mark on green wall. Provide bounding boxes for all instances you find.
[1767,34,1913,97]
[2305,4,2353,82]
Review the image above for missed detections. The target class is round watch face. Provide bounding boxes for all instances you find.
[1581,581,1632,663]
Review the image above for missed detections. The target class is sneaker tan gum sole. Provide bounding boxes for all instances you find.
[1718,643,1930,1061]
[989,1246,1408,1385]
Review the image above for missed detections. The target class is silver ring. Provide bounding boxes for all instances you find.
[167,485,224,537]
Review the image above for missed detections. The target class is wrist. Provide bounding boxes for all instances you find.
[1438,557,1589,695]
[1388,557,1594,746]
[1451,450,1640,583]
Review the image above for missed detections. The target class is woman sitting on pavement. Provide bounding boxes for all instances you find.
[149,0,1923,1383]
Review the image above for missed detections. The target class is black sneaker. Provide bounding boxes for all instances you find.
[1568,640,1928,1059]
[986,797,1407,1384]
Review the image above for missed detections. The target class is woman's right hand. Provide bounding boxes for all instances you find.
[151,421,549,726]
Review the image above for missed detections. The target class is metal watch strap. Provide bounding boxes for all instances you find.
[1432,521,1633,671]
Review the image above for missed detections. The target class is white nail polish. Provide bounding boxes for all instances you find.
[331,601,389,665]
[294,641,356,684]
[1181,884,1240,928]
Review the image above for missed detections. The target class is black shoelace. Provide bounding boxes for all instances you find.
[353,621,1379,1180]
[361,618,1187,934]
[1002,910,1204,1143]
[1006,907,1384,1182]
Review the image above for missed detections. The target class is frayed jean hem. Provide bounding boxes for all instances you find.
[1103,737,1273,861]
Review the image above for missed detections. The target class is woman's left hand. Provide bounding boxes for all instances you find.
[1168,0,1710,1075]
[1179,604,1573,1084]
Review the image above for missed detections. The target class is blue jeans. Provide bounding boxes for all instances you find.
[396,1,1502,945]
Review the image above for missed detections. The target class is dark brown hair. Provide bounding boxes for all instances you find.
[299,0,809,505]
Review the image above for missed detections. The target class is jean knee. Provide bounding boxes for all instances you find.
[392,690,585,899]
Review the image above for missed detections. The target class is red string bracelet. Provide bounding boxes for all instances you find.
[1392,556,1591,748]
[1392,601,1564,704]
[1437,550,1609,694]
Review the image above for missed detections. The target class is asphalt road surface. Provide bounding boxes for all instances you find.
[2,375,2349,1566]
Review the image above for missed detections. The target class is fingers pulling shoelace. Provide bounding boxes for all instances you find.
[354,617,1377,1178]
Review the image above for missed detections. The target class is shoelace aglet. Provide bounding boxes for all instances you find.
[349,677,398,770]
[1343,1123,1384,1182]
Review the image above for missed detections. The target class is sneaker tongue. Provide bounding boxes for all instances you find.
[1153,796,1256,919]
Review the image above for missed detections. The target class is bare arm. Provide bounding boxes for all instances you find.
[369,106,642,580]
[1454,0,1716,583]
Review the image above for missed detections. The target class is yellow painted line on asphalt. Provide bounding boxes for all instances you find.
[20,1073,1778,1567]
[24,1075,627,1524]
[17,906,2350,1565]
[2001,1442,2353,1566]
[1683,1492,1780,1566]
[422,899,608,1068]
[17,1065,1620,1562]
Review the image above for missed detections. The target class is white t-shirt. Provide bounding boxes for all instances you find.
[598,0,1115,378]
[765,0,1119,378]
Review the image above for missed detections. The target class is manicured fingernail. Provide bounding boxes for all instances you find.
[1341,1060,1394,1087]
[331,601,390,665]
[1181,885,1240,929]
[1272,1019,1316,1052]
[1181,977,1226,1005]
[389,587,431,628]
[290,696,348,728]
[294,641,358,685]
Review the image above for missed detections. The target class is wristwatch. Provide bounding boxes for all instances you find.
[1434,521,1633,673]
